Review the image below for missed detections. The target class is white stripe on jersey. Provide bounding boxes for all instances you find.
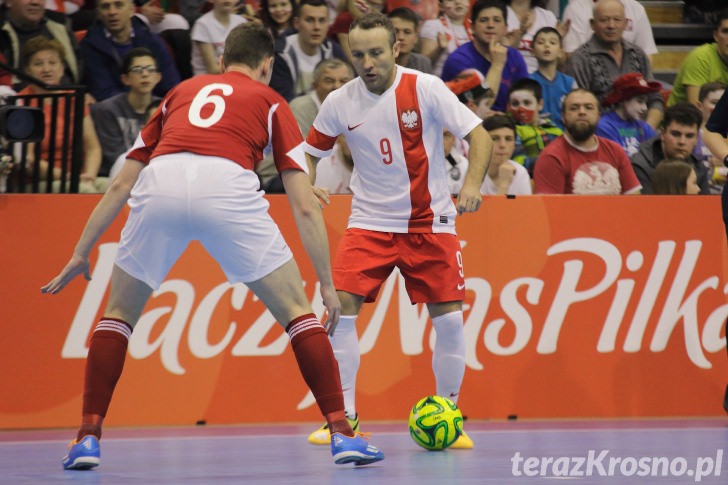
[263,103,279,159]
[286,143,309,174]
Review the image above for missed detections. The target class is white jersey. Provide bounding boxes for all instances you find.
[562,0,657,55]
[304,67,481,234]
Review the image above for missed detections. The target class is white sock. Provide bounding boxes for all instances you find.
[330,315,360,418]
[431,311,466,403]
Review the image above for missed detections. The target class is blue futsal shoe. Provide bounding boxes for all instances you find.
[62,435,100,470]
[331,432,384,466]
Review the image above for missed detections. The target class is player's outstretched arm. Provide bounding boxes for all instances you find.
[41,160,145,294]
[280,168,341,331]
[457,124,492,214]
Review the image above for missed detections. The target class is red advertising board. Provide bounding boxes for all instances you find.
[1,194,726,428]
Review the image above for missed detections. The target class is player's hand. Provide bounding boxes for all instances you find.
[41,253,91,294]
[456,184,482,214]
[320,284,341,336]
[312,185,330,207]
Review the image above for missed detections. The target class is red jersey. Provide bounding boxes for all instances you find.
[128,71,307,174]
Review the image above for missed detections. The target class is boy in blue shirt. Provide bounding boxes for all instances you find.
[529,26,577,130]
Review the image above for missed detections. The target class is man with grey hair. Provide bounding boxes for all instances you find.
[258,57,354,192]
[563,0,663,128]
[561,0,658,63]
[291,58,354,137]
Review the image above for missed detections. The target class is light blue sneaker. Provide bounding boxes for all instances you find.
[331,432,384,466]
[62,435,100,470]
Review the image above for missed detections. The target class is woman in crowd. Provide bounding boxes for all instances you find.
[18,37,106,193]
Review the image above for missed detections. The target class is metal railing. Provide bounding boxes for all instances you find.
[1,61,86,193]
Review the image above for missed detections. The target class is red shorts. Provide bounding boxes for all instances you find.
[333,228,466,304]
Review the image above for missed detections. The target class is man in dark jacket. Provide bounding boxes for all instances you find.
[630,102,710,194]
[0,0,80,86]
[80,0,180,101]
[269,0,345,102]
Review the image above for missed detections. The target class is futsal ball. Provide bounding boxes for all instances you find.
[408,395,463,450]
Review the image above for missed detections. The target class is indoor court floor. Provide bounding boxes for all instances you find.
[1,418,726,484]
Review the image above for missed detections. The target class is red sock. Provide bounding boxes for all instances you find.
[287,314,353,437]
[77,318,133,441]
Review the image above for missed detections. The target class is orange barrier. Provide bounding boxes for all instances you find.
[1,194,726,429]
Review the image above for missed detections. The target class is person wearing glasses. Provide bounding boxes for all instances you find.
[80,0,181,101]
[91,48,162,177]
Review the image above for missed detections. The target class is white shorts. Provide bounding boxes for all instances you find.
[115,153,293,290]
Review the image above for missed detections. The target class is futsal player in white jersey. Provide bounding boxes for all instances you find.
[41,23,383,470]
[302,13,493,449]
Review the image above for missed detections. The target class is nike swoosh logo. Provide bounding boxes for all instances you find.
[457,283,466,290]
[347,122,365,131]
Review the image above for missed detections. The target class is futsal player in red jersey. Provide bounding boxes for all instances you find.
[42,23,384,470]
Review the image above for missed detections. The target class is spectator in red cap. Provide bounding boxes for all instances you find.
[596,72,661,157]
[445,68,495,120]
[443,68,494,194]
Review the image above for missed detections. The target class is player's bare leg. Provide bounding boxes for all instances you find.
[427,300,472,449]
[247,261,383,465]
[64,266,154,470]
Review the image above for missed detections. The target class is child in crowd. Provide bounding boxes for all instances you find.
[419,0,472,77]
[445,68,495,163]
[507,0,559,73]
[507,78,562,174]
[695,82,727,192]
[108,99,163,181]
[445,68,495,120]
[191,0,248,75]
[481,114,532,195]
[596,72,660,157]
[259,0,296,40]
[389,8,433,74]
[529,26,576,130]
[651,159,701,195]
[92,48,162,178]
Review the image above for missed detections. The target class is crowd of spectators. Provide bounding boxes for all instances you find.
[0,0,726,197]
